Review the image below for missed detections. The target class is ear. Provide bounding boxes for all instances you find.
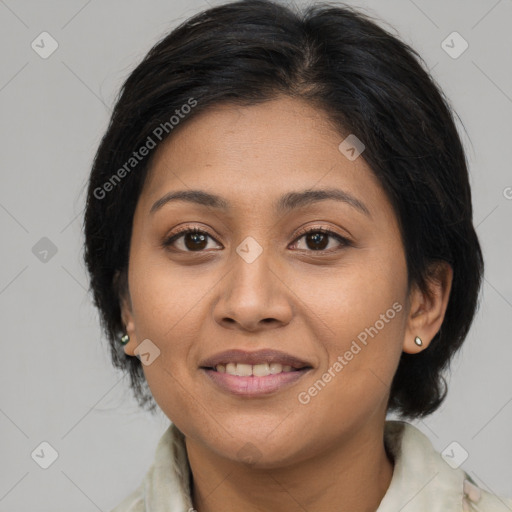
[115,269,138,357]
[403,261,453,354]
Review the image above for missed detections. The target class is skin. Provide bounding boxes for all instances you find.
[120,95,453,512]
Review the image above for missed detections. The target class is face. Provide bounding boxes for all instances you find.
[121,95,425,468]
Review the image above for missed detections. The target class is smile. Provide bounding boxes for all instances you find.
[215,362,297,376]
[199,349,313,397]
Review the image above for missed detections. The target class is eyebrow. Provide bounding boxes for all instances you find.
[150,188,371,217]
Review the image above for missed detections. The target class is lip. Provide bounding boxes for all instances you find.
[201,367,311,396]
[199,349,312,370]
[199,349,313,397]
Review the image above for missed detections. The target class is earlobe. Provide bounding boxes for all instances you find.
[115,269,138,356]
[402,261,453,354]
[120,327,138,357]
[120,325,138,357]
[120,297,138,357]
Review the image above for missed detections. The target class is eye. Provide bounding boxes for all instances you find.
[290,226,351,252]
[162,226,352,253]
[162,227,221,252]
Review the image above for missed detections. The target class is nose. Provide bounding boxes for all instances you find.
[212,243,293,332]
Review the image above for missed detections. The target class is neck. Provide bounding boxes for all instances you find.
[185,420,394,512]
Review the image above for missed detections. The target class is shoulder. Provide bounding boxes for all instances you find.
[109,423,192,512]
[381,421,512,512]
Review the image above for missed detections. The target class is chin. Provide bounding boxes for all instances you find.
[208,432,308,469]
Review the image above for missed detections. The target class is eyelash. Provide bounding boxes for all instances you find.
[161,225,352,254]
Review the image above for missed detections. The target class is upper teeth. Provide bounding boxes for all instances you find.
[215,362,294,376]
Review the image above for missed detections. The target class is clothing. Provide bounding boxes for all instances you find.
[111,420,512,512]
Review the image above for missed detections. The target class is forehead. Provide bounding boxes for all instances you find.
[140,96,385,216]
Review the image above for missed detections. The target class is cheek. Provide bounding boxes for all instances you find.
[128,244,205,341]
[127,248,222,425]
[130,281,200,370]
[295,250,407,347]
[293,301,405,448]
[295,253,407,404]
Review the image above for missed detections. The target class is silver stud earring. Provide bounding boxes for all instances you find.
[414,336,423,347]
[120,333,130,345]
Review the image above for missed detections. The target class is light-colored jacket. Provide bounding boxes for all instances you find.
[111,420,512,511]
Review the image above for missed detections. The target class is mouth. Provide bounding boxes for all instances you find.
[199,349,313,396]
[210,361,308,375]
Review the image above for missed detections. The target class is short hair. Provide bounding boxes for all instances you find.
[83,0,484,419]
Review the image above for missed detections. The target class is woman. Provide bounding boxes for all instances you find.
[83,1,511,510]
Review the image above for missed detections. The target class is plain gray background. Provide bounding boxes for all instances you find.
[0,0,511,510]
